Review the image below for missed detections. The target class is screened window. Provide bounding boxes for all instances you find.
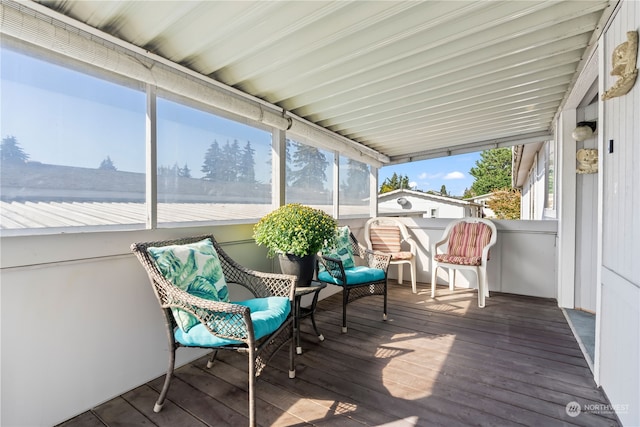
[285,138,333,215]
[0,48,146,232]
[338,155,370,218]
[156,97,272,224]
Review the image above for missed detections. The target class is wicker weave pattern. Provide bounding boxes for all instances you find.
[317,232,390,332]
[132,235,295,343]
[131,234,296,426]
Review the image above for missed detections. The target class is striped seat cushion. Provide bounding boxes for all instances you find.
[391,251,413,261]
[370,225,402,253]
[438,222,492,266]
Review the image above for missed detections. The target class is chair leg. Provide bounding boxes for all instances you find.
[342,286,349,333]
[397,264,404,284]
[248,347,256,427]
[206,350,218,369]
[154,346,176,413]
[383,281,388,321]
[410,261,417,294]
[477,268,485,308]
[431,263,438,298]
[289,324,296,379]
[449,269,456,291]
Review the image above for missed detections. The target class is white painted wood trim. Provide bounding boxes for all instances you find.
[557,109,577,308]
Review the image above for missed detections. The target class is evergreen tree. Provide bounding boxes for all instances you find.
[201,140,222,180]
[238,141,256,183]
[289,142,328,189]
[469,148,513,196]
[440,184,448,196]
[379,173,410,193]
[99,156,117,171]
[342,158,369,199]
[179,163,191,178]
[1,136,29,164]
[219,140,241,182]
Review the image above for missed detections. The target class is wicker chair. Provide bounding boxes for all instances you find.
[131,234,295,427]
[317,230,391,333]
[431,218,497,307]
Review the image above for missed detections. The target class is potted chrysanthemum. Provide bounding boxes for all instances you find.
[253,203,337,286]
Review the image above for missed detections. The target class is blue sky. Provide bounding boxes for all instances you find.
[2,47,481,196]
[379,152,480,197]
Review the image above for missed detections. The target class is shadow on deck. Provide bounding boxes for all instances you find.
[59,284,619,426]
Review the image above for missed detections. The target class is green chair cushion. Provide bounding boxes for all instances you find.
[148,238,229,332]
[320,226,355,271]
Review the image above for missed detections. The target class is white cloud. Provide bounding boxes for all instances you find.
[444,171,465,180]
[409,181,417,189]
[419,172,443,179]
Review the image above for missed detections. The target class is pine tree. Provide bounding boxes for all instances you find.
[201,140,222,180]
[179,163,191,178]
[99,156,117,171]
[238,141,256,183]
[1,136,29,164]
[469,148,512,196]
[289,142,329,190]
[379,173,410,193]
[342,158,369,200]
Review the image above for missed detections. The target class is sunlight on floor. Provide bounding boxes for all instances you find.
[381,288,472,400]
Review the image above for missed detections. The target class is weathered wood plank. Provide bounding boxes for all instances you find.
[57,285,619,427]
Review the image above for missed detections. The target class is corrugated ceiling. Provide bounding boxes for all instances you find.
[33,0,614,164]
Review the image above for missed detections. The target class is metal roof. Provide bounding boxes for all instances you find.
[32,0,615,164]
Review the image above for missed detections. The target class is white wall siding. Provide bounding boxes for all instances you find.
[392,218,557,299]
[598,1,640,424]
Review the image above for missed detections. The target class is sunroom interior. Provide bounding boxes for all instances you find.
[1,1,639,426]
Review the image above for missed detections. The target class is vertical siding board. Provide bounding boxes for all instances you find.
[599,2,640,425]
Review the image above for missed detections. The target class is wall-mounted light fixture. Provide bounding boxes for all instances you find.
[572,121,597,142]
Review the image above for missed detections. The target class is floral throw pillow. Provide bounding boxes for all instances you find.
[148,238,229,332]
[321,226,355,270]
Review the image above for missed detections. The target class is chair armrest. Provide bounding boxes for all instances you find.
[158,281,256,343]
[403,236,418,255]
[216,247,296,301]
[317,255,347,282]
[362,248,392,271]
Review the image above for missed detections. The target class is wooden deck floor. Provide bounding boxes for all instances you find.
[59,284,619,427]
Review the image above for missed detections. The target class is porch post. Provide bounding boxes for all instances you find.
[273,129,286,208]
[370,166,378,218]
[557,109,577,308]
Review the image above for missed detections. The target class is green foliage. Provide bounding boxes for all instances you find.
[469,148,512,195]
[99,156,117,171]
[439,185,448,196]
[289,141,329,189]
[380,173,410,193]
[1,136,29,164]
[253,203,338,257]
[341,158,370,200]
[201,139,256,182]
[487,187,521,219]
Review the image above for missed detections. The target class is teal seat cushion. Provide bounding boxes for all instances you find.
[318,266,385,286]
[174,296,291,347]
[147,238,229,333]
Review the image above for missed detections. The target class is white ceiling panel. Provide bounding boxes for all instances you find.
[34,0,615,164]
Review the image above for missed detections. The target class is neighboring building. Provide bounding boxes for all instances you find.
[377,189,482,218]
[465,193,496,218]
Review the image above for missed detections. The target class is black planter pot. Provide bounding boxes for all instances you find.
[278,253,316,287]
